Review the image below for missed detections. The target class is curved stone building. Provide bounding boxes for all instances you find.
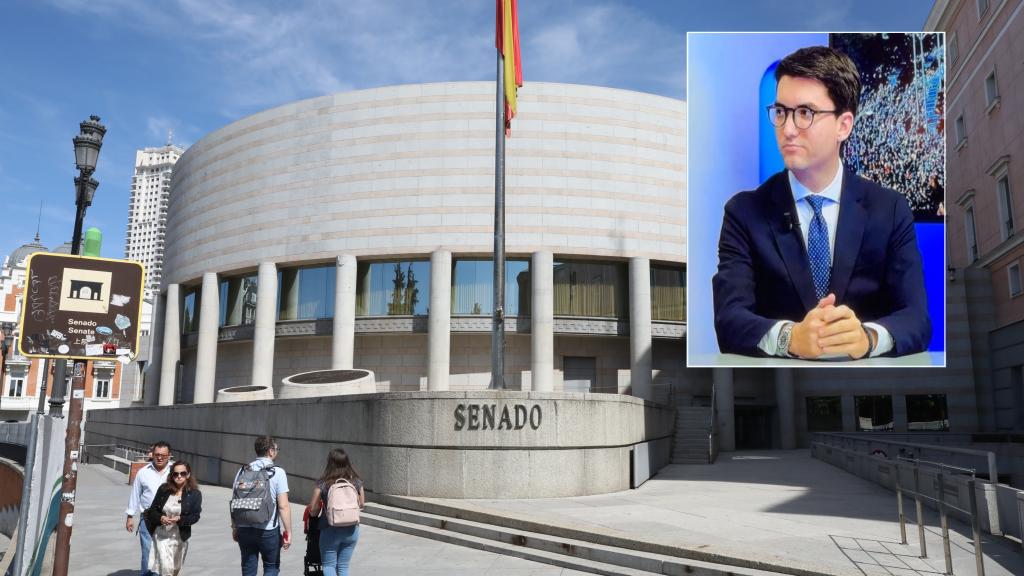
[146,81,687,406]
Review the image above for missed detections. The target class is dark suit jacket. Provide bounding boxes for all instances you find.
[145,485,203,541]
[712,168,930,357]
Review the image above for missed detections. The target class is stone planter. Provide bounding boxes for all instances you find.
[215,385,274,403]
[279,369,376,399]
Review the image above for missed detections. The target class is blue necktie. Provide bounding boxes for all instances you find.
[806,195,831,300]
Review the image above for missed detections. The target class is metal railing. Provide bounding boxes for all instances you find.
[709,380,719,464]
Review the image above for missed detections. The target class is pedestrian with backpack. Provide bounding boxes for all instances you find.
[307,448,364,576]
[230,436,292,576]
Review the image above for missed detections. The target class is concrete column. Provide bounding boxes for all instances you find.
[252,262,278,391]
[531,251,554,392]
[332,255,357,370]
[193,272,220,404]
[775,368,796,449]
[428,251,451,391]
[629,257,653,401]
[841,394,857,432]
[893,394,908,432]
[158,284,181,406]
[144,291,165,406]
[713,367,735,451]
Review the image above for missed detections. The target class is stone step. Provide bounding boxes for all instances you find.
[673,457,711,464]
[362,502,794,576]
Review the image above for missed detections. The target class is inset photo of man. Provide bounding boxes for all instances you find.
[687,33,946,367]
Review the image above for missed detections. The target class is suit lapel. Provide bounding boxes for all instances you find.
[829,169,867,303]
[768,173,817,311]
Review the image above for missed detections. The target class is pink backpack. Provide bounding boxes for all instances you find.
[325,479,360,527]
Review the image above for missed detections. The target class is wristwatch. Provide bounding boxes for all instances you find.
[862,326,876,357]
[777,322,794,357]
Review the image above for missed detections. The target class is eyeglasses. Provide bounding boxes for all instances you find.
[766,104,838,130]
[172,471,189,478]
[153,453,170,460]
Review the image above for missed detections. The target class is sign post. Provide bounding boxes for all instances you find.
[16,252,143,576]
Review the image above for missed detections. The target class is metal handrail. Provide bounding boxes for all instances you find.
[897,455,976,478]
[709,380,718,464]
[893,458,985,576]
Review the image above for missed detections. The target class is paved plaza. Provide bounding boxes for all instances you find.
[67,451,1024,576]
[70,463,590,575]
[438,450,1024,576]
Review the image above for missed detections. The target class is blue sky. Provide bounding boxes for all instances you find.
[0,0,935,263]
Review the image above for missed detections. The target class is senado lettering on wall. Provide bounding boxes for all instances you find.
[453,404,542,431]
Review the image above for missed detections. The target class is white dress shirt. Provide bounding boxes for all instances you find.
[757,164,894,358]
[125,461,172,516]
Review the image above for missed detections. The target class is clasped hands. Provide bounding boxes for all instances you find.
[788,293,875,360]
[160,514,181,526]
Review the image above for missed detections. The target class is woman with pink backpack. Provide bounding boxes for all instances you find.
[308,448,365,575]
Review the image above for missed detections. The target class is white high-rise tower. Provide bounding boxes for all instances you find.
[125,138,183,296]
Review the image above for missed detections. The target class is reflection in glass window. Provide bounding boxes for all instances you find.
[651,265,685,321]
[805,396,843,432]
[219,275,258,326]
[452,259,530,316]
[553,261,627,318]
[356,261,430,316]
[906,394,949,431]
[182,287,199,333]
[279,266,335,320]
[855,395,893,431]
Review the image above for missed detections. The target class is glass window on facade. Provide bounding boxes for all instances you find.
[95,378,111,398]
[451,259,530,316]
[356,260,430,316]
[182,287,199,333]
[906,394,949,431]
[651,264,685,321]
[806,396,843,432]
[279,266,336,321]
[7,377,24,397]
[219,275,258,327]
[855,395,894,431]
[553,261,627,318]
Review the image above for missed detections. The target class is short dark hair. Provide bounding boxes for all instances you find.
[775,46,861,117]
[152,441,171,453]
[254,436,277,457]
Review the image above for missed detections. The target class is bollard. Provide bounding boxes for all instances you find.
[914,466,927,558]
[895,462,907,544]
[936,472,952,575]
[967,479,985,576]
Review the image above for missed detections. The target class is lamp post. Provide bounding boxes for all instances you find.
[48,117,104,416]
[52,115,105,576]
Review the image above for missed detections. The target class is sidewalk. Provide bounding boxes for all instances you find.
[69,463,591,575]
[420,450,1024,576]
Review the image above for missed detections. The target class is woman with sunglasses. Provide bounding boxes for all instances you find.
[144,461,203,575]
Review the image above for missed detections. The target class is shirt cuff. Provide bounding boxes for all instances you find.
[863,322,893,357]
[756,321,789,356]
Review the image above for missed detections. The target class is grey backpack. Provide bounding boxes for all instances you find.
[230,464,276,525]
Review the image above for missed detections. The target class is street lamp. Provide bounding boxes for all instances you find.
[50,116,105,417]
[70,115,106,255]
[52,115,105,576]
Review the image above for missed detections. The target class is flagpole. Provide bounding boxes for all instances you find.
[490,47,506,390]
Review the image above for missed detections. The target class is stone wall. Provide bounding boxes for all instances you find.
[85,392,675,500]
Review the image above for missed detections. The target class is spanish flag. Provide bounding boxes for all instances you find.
[496,0,522,135]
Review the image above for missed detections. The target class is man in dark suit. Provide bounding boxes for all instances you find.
[713,46,930,359]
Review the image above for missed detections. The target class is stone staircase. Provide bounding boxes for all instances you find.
[672,406,713,464]
[362,499,794,576]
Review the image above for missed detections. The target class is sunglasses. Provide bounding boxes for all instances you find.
[172,471,189,478]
